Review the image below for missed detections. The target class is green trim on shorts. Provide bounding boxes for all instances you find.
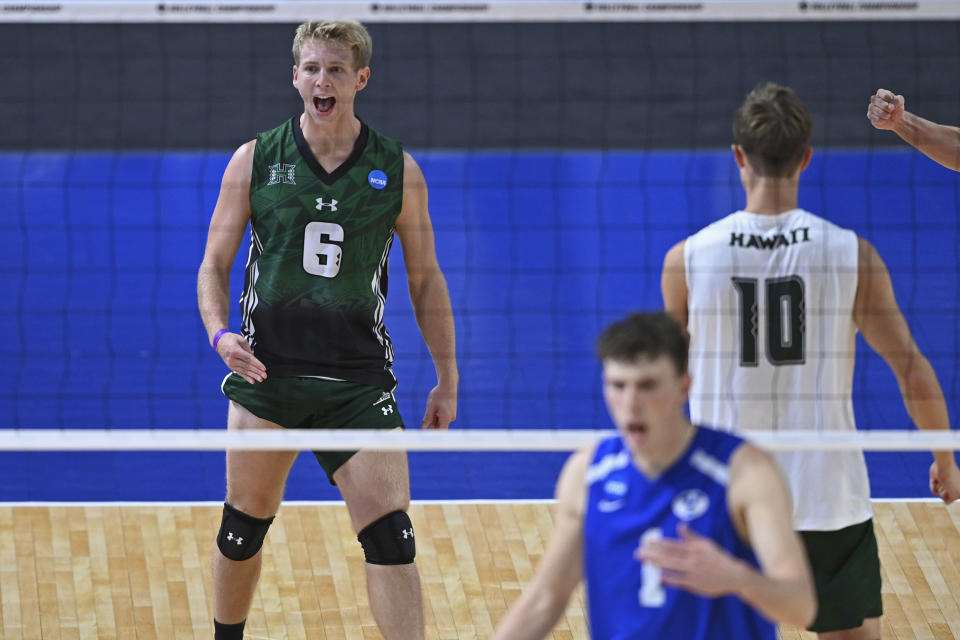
[800,518,883,633]
[222,374,404,485]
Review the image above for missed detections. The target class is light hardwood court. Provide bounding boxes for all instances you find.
[1,502,958,639]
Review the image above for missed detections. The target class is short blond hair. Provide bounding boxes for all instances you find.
[292,20,373,69]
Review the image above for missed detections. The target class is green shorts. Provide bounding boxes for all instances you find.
[800,518,883,633]
[221,374,404,485]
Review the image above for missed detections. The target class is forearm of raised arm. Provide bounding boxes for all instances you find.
[893,112,960,171]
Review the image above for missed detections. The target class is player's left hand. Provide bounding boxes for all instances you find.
[421,383,457,430]
[929,458,960,504]
[636,524,744,597]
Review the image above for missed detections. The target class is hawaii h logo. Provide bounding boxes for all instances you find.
[267,163,296,185]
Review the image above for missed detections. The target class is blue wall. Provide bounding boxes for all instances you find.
[2,149,958,500]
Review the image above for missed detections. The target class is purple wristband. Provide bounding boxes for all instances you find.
[212,329,229,351]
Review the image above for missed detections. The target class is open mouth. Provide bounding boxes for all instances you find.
[626,422,648,438]
[314,96,336,114]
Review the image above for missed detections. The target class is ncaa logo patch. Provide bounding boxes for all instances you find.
[671,489,710,522]
[368,169,388,190]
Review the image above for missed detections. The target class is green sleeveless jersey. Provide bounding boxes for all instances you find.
[241,117,404,390]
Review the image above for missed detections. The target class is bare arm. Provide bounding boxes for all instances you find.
[197,140,266,384]
[661,240,688,330]
[395,151,458,429]
[867,89,960,172]
[727,445,816,627]
[853,238,960,502]
[492,448,590,640]
[639,444,815,628]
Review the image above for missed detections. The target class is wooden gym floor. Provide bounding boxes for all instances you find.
[1,501,958,639]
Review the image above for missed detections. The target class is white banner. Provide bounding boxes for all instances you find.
[2,0,958,23]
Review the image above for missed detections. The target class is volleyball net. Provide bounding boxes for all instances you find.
[1,428,960,452]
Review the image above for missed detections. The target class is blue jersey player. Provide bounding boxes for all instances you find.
[492,312,815,639]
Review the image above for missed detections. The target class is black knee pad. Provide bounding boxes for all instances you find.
[357,510,416,565]
[217,502,275,562]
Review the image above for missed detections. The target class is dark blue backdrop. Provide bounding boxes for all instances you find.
[2,149,958,500]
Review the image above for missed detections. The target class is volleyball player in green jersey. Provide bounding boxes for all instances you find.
[197,20,457,640]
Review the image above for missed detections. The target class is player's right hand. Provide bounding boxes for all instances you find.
[420,383,457,430]
[929,459,960,505]
[215,332,267,384]
[636,524,742,598]
[867,88,905,130]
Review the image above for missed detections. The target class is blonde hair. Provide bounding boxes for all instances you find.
[292,20,373,69]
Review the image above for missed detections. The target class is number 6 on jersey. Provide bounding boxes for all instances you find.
[303,221,344,278]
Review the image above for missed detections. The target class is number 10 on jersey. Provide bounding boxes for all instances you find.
[731,276,806,366]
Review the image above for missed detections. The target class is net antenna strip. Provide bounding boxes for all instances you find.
[0,429,959,452]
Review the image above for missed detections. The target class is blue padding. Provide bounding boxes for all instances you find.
[1,149,958,500]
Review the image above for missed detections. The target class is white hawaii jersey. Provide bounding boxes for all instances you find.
[685,208,870,530]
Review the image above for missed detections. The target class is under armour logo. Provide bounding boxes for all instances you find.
[401,528,414,539]
[316,197,338,212]
[381,405,394,415]
[226,532,244,545]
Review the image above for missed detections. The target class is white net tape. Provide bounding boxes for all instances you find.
[0,429,958,451]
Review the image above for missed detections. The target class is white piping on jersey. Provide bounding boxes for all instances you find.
[585,450,630,485]
[371,233,396,365]
[239,227,263,349]
[689,448,729,486]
